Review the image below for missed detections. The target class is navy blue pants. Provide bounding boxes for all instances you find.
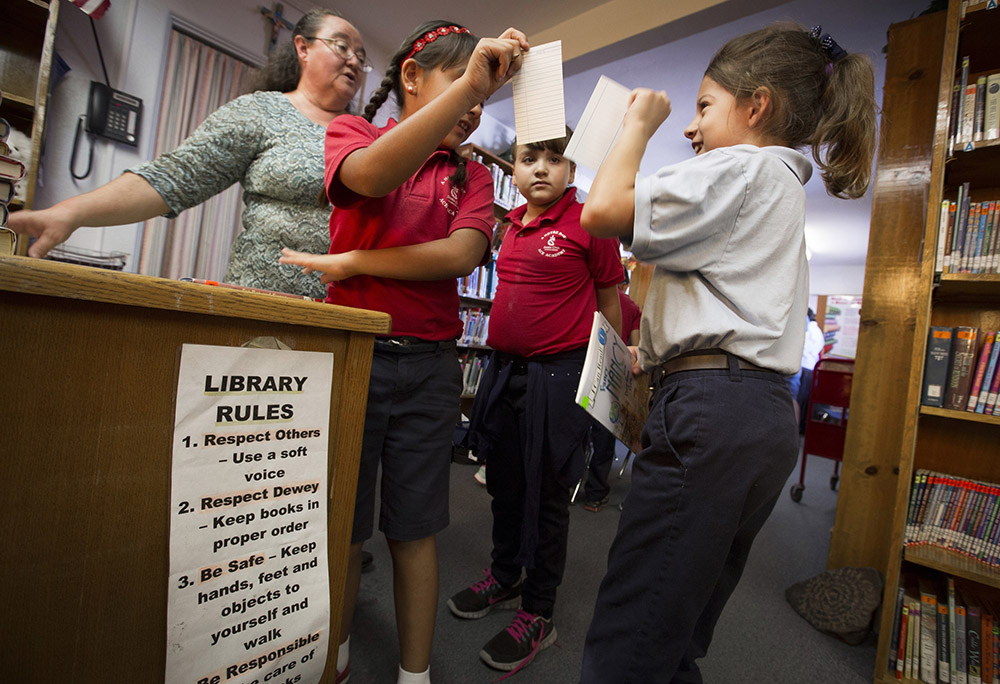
[579,363,798,684]
[584,421,616,503]
[487,371,575,619]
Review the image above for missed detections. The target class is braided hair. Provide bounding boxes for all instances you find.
[364,20,479,188]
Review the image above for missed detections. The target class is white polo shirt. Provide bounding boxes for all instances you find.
[629,144,813,376]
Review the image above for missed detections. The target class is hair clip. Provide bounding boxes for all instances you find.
[809,25,848,65]
[404,25,470,61]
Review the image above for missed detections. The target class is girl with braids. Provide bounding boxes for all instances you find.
[577,23,877,684]
[12,9,366,299]
[280,20,528,684]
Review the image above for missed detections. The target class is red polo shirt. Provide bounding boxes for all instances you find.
[488,188,623,357]
[323,116,494,340]
[620,290,642,341]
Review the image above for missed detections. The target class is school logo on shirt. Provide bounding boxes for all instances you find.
[439,179,462,217]
[538,230,567,258]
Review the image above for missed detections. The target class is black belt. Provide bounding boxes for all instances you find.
[374,336,456,353]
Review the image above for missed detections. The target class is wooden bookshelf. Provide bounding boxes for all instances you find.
[455,143,511,406]
[0,0,59,215]
[864,4,1000,682]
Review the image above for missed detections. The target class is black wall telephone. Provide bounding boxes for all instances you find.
[86,81,142,146]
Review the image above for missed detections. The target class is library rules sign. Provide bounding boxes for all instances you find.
[166,344,334,684]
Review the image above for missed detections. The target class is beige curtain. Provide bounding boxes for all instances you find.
[138,30,255,280]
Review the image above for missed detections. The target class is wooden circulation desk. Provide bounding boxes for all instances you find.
[0,256,391,683]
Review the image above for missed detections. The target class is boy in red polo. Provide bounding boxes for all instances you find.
[447,131,623,674]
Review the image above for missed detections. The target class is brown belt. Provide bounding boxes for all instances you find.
[660,351,769,376]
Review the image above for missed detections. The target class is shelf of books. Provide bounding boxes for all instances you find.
[874,4,1000,684]
[455,144,517,401]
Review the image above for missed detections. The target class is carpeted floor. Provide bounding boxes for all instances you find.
[347,442,879,683]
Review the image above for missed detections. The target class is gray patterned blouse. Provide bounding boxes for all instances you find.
[130,91,329,299]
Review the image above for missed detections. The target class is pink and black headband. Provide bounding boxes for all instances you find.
[404,25,471,61]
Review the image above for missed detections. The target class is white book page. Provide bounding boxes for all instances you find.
[511,41,566,145]
[563,76,632,172]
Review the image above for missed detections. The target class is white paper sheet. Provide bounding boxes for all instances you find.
[563,76,632,172]
[166,344,334,684]
[512,41,566,145]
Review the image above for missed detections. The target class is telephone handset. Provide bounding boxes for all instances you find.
[86,81,142,146]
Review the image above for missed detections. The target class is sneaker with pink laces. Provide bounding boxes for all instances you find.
[479,609,557,672]
[447,568,521,619]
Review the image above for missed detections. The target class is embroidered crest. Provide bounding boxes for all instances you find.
[538,230,567,258]
[439,178,463,217]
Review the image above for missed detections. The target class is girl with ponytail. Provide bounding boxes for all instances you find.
[280,20,528,684]
[577,23,877,684]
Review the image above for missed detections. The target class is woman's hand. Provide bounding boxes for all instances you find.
[461,28,530,102]
[280,247,356,284]
[9,207,79,258]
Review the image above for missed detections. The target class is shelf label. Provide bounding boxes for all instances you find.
[166,343,334,684]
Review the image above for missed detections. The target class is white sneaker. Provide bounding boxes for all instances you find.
[474,465,487,486]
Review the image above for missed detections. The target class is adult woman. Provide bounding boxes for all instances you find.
[10,9,367,299]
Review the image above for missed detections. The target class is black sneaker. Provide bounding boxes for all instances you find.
[479,609,557,672]
[583,496,609,512]
[447,568,521,619]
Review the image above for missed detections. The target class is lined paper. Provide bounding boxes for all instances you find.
[512,41,566,145]
[563,76,632,172]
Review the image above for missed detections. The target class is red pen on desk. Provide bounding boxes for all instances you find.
[179,278,320,301]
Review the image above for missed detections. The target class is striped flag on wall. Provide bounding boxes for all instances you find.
[71,0,111,20]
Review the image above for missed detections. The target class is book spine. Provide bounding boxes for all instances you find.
[939,200,953,274]
[946,202,959,273]
[910,599,921,680]
[990,617,1000,684]
[974,77,987,142]
[892,584,906,673]
[924,327,955,408]
[943,601,955,684]
[990,207,1000,274]
[962,84,979,145]
[982,203,997,275]
[909,470,932,542]
[968,332,996,411]
[951,83,964,154]
[965,485,988,557]
[954,184,971,271]
[975,203,988,273]
[901,602,911,680]
[926,590,942,683]
[975,336,1000,413]
[956,57,971,144]
[945,328,980,411]
[959,603,970,684]
[985,613,995,684]
[971,605,984,684]
[986,73,1000,141]
[985,340,1000,414]
[922,475,946,545]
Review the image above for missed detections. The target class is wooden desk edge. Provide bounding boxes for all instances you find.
[0,255,392,335]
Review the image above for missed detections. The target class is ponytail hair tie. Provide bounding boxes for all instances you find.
[810,25,848,67]
[404,25,471,61]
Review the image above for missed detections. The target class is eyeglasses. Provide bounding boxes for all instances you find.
[305,36,373,73]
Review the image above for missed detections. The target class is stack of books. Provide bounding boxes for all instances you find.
[949,56,1000,153]
[921,326,1000,414]
[889,574,1000,684]
[0,89,25,256]
[904,469,1000,566]
[935,183,1000,275]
